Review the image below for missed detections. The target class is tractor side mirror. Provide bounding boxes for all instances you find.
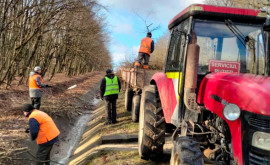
[263,17,270,32]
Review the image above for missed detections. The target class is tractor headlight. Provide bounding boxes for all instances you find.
[223,104,241,121]
[252,132,270,151]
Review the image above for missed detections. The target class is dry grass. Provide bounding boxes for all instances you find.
[98,92,139,136]
[86,92,171,165]
[87,150,170,165]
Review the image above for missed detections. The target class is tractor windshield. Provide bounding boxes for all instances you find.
[193,19,265,75]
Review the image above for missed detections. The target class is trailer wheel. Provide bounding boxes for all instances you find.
[138,85,165,160]
[125,88,133,111]
[170,136,203,165]
[132,95,140,122]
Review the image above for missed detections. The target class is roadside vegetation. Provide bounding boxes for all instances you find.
[150,33,169,70]
[0,0,111,87]
[0,0,111,161]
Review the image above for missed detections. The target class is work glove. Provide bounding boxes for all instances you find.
[25,128,30,133]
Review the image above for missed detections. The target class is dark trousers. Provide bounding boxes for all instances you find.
[36,144,53,165]
[105,99,117,123]
[31,97,41,109]
[137,52,150,65]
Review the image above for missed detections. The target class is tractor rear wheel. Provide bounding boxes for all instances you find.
[138,85,165,160]
[131,94,140,122]
[125,88,133,111]
[170,136,203,165]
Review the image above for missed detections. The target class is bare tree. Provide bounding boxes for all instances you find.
[0,0,112,87]
[134,11,160,33]
[204,0,235,6]
[150,32,169,69]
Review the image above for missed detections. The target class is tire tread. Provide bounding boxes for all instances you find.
[139,85,166,160]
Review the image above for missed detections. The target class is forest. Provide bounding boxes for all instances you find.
[0,0,111,87]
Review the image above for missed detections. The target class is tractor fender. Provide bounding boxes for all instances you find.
[151,72,177,124]
[198,72,270,116]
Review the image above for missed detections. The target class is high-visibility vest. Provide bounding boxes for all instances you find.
[104,76,119,96]
[28,109,60,145]
[29,74,43,89]
[139,37,152,55]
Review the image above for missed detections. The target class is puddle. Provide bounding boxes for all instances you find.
[52,114,91,165]
[92,97,100,105]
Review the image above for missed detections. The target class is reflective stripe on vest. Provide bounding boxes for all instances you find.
[29,74,43,89]
[139,37,152,55]
[104,76,119,96]
[28,110,60,145]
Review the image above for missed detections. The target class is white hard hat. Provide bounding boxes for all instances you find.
[34,66,41,72]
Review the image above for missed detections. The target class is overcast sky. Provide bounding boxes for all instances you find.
[98,0,204,68]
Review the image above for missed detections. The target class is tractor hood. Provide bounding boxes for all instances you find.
[197,72,270,116]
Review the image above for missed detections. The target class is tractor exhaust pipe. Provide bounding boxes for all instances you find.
[264,18,270,76]
[184,32,200,111]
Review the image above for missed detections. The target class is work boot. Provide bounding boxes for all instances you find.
[134,61,141,67]
[105,120,112,125]
[112,120,118,124]
[143,65,149,69]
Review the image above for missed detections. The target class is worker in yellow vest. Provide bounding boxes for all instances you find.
[22,104,60,165]
[100,69,121,124]
[134,32,155,69]
[29,66,51,109]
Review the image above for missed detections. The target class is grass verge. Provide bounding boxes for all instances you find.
[87,150,170,165]
[98,91,138,136]
[85,91,171,165]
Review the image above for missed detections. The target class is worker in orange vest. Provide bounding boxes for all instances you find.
[134,32,155,69]
[29,66,51,109]
[23,104,60,165]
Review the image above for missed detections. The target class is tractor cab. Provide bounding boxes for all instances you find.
[165,4,268,119]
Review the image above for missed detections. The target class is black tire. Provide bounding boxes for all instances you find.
[132,95,141,122]
[170,136,204,165]
[138,85,166,160]
[125,88,133,111]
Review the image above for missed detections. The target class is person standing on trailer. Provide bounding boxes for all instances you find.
[134,32,155,69]
[100,69,121,124]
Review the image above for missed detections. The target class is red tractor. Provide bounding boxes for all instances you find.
[138,4,270,165]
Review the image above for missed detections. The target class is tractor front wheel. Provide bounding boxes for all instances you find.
[170,136,203,165]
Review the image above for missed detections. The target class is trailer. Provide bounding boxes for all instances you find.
[120,67,160,122]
